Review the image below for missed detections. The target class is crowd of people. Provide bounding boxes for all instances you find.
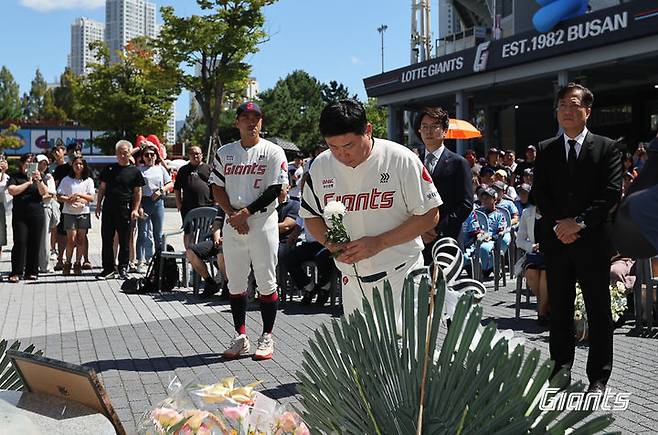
[0,90,655,374]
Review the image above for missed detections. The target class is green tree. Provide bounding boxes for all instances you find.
[365,97,388,138]
[74,40,179,153]
[22,68,48,120]
[0,66,22,121]
[258,70,325,151]
[42,89,67,121]
[53,68,80,121]
[156,0,276,154]
[0,124,25,151]
[321,80,357,104]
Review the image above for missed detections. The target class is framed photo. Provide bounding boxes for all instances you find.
[6,350,126,435]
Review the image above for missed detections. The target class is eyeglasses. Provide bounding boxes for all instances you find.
[556,103,586,112]
[419,124,442,131]
[143,152,155,157]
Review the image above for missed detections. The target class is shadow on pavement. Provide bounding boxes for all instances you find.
[259,382,299,400]
[84,353,226,373]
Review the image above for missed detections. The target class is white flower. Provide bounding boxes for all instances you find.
[323,201,347,221]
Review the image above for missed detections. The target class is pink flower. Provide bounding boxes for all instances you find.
[151,407,182,427]
[222,404,249,422]
[296,422,310,435]
[278,411,299,432]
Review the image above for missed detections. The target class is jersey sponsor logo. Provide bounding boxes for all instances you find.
[380,172,390,183]
[226,155,234,161]
[342,276,349,285]
[224,162,266,176]
[421,166,433,183]
[322,178,335,189]
[323,188,395,211]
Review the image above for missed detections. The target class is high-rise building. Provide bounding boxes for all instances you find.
[70,17,105,76]
[165,107,176,145]
[105,0,157,63]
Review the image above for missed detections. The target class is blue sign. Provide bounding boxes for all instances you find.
[533,0,588,33]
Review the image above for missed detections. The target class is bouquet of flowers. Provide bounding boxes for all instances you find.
[323,200,350,253]
[574,281,628,342]
[322,200,365,297]
[138,377,309,435]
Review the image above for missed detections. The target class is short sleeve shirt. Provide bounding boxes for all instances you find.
[100,163,145,206]
[173,163,213,212]
[57,176,96,214]
[7,171,42,213]
[209,139,289,213]
[140,164,171,197]
[53,164,70,185]
[300,138,442,276]
[277,198,300,243]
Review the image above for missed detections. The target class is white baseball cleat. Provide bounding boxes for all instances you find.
[253,333,274,360]
[223,334,251,359]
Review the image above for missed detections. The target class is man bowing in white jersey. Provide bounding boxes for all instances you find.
[300,99,442,328]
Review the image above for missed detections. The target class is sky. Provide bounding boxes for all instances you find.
[0,0,428,122]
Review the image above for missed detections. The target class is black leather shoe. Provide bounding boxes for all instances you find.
[587,381,606,394]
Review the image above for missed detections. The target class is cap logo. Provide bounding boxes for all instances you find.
[246,102,254,110]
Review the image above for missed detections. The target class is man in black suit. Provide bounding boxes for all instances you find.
[532,83,622,392]
[416,107,473,265]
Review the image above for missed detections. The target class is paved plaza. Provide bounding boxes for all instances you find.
[1,209,657,434]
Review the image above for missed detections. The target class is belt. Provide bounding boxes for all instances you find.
[358,262,427,283]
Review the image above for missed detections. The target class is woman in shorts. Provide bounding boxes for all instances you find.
[57,155,95,276]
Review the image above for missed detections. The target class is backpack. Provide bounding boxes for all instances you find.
[142,244,179,292]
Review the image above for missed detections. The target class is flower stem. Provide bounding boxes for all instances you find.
[352,264,366,300]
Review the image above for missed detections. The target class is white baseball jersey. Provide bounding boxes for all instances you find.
[209,138,289,295]
[209,138,289,211]
[300,138,442,277]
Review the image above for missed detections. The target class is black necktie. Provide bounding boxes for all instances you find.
[567,139,577,176]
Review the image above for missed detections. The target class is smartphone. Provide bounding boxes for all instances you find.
[26,163,38,178]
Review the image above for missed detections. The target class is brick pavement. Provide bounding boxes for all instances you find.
[1,209,657,434]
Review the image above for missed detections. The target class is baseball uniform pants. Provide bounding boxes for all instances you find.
[340,253,426,332]
[223,211,278,296]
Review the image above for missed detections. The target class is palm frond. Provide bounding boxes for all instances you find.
[0,339,43,390]
[297,271,615,434]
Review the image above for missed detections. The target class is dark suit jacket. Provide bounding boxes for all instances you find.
[531,131,622,254]
[419,146,473,240]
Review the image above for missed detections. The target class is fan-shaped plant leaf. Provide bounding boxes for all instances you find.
[297,272,615,434]
[0,339,43,391]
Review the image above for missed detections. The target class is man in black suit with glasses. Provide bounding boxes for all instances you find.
[532,83,622,393]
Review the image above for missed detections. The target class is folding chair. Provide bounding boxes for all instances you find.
[159,206,217,293]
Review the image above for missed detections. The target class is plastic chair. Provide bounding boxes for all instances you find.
[514,264,532,320]
[493,206,513,291]
[465,210,489,282]
[159,206,217,293]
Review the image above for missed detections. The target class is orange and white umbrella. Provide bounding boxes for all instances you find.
[445,119,481,139]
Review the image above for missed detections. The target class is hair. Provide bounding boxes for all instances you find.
[20,152,35,163]
[465,149,477,157]
[68,155,90,180]
[556,82,594,108]
[115,139,133,151]
[187,145,202,155]
[505,149,515,156]
[319,99,368,137]
[414,107,450,132]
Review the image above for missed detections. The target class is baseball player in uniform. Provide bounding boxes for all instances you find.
[209,101,288,360]
[300,99,442,330]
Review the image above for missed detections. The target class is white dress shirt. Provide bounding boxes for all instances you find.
[563,127,588,159]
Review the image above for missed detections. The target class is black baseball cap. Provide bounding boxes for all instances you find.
[526,145,537,151]
[492,180,507,191]
[480,167,495,177]
[236,101,262,118]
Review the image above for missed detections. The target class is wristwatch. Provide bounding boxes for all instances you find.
[575,216,586,230]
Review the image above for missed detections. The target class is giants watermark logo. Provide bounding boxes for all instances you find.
[539,388,630,412]
[323,188,395,211]
[224,163,266,176]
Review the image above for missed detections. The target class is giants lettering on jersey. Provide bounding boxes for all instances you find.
[224,162,266,176]
[323,188,395,211]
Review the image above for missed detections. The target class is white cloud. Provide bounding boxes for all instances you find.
[20,0,105,12]
[351,56,361,65]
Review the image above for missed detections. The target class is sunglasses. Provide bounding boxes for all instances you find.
[143,152,156,157]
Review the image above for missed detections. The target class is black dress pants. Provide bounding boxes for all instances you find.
[545,240,613,385]
[11,207,45,277]
[101,202,132,272]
